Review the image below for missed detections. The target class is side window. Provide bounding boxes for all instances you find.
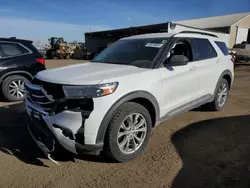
[191,38,217,61]
[215,41,229,55]
[168,39,193,62]
[0,42,29,58]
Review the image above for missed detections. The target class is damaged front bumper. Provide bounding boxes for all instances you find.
[25,98,104,161]
[28,119,59,165]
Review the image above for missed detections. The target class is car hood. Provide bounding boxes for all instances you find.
[35,62,148,85]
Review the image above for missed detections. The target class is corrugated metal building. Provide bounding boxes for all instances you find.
[177,12,250,48]
[85,12,250,54]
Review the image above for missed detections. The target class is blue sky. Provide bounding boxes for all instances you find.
[0,0,250,45]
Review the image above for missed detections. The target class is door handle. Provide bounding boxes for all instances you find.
[190,66,196,71]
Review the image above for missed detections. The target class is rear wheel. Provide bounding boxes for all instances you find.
[210,78,229,111]
[104,102,152,162]
[2,75,29,101]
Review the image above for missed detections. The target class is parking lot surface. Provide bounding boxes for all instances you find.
[0,60,250,188]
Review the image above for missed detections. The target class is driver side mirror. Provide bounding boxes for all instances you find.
[164,55,189,66]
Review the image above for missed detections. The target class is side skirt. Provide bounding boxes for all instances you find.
[156,94,213,126]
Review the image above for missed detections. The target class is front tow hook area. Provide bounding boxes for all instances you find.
[28,124,60,165]
[47,154,60,166]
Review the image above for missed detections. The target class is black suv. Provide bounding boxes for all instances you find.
[0,37,45,101]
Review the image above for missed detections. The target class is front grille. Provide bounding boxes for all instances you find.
[25,79,65,112]
[32,78,64,99]
[25,79,94,115]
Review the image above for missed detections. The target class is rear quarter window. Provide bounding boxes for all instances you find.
[191,38,217,61]
[0,42,30,57]
[215,41,229,55]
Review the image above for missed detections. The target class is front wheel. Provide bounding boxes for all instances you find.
[104,102,152,162]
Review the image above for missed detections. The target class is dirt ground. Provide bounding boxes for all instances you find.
[0,60,250,188]
[45,59,89,69]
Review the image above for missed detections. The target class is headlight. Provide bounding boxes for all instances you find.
[62,82,118,99]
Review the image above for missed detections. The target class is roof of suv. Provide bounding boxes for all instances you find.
[0,37,33,43]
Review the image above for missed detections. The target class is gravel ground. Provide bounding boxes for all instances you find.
[0,61,250,188]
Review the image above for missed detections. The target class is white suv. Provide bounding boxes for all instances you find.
[24,31,234,163]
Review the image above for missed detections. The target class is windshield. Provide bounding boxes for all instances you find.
[92,38,169,68]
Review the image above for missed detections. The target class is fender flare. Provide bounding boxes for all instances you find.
[95,91,160,144]
[0,70,33,83]
[213,69,233,97]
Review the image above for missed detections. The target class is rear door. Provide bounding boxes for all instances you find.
[190,38,222,97]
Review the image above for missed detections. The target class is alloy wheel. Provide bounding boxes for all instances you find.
[117,113,147,154]
[8,79,26,99]
[217,82,228,107]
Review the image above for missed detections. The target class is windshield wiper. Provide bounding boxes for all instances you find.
[93,60,117,64]
[102,61,116,64]
[93,60,132,65]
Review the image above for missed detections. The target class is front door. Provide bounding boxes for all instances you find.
[159,38,200,116]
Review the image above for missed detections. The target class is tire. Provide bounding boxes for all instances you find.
[2,75,29,102]
[210,78,229,111]
[65,55,70,59]
[104,102,152,162]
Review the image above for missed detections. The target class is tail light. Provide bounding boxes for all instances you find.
[36,58,45,65]
[231,57,235,63]
[230,53,236,63]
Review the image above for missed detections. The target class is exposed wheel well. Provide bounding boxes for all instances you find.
[0,72,33,84]
[129,98,157,126]
[222,74,232,89]
[96,92,159,144]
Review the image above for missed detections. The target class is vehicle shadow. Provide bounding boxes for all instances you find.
[191,106,214,112]
[0,92,8,102]
[0,103,49,167]
[0,103,108,166]
[171,115,250,188]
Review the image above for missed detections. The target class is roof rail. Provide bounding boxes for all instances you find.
[178,31,218,38]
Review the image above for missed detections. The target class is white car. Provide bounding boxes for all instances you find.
[24,31,234,163]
